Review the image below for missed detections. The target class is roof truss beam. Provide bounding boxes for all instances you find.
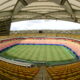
[0,0,12,6]
[60,0,77,22]
[0,11,12,17]
[60,0,67,5]
[52,0,77,22]
[0,4,14,11]
[12,0,37,16]
[12,0,27,15]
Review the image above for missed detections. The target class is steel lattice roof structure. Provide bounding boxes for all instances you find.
[0,0,80,35]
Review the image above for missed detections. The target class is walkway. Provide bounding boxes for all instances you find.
[34,66,52,80]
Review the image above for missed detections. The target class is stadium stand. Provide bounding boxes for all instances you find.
[0,37,80,57]
[47,61,80,80]
[0,60,40,80]
[0,31,80,80]
[0,30,80,40]
[1,30,80,40]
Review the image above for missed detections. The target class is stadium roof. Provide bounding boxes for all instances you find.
[0,0,80,35]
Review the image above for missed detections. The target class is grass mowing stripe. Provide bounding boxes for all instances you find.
[68,50,76,58]
[44,45,47,61]
[35,45,43,61]
[18,45,29,59]
[41,45,47,61]
[46,45,52,61]
[40,45,46,61]
[46,45,49,61]
[68,49,76,58]
[23,45,35,59]
[17,45,29,59]
[28,45,38,60]
[2,45,21,58]
[39,45,44,61]
[27,45,38,61]
[62,47,74,59]
[35,45,41,61]
[58,46,68,60]
[48,46,53,61]
[3,45,20,56]
[60,47,73,60]
[50,45,57,61]
[37,45,44,61]
[32,45,41,61]
[44,45,48,61]
[19,45,31,59]
[52,46,60,61]
[12,45,26,57]
[24,45,37,60]
[49,45,56,61]
[30,45,41,60]
[6,45,18,52]
[57,46,67,60]
[56,46,64,60]
[34,45,42,61]
[59,46,69,60]
[63,47,76,59]
[29,45,37,60]
[9,45,22,54]
[54,46,61,61]
[9,45,29,58]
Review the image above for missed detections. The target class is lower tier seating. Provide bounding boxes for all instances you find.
[47,61,80,80]
[0,60,40,80]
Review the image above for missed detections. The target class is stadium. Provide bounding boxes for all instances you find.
[0,0,80,80]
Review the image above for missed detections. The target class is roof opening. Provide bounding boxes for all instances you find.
[11,20,80,31]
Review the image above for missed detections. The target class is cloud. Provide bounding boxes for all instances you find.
[11,20,80,31]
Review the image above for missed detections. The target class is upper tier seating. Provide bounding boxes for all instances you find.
[1,32,80,40]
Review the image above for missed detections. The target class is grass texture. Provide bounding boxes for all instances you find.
[0,45,76,62]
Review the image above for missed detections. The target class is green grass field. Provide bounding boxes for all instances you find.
[0,45,77,62]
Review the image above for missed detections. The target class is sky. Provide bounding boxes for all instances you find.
[11,20,80,31]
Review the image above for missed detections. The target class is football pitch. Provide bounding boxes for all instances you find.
[0,44,77,62]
